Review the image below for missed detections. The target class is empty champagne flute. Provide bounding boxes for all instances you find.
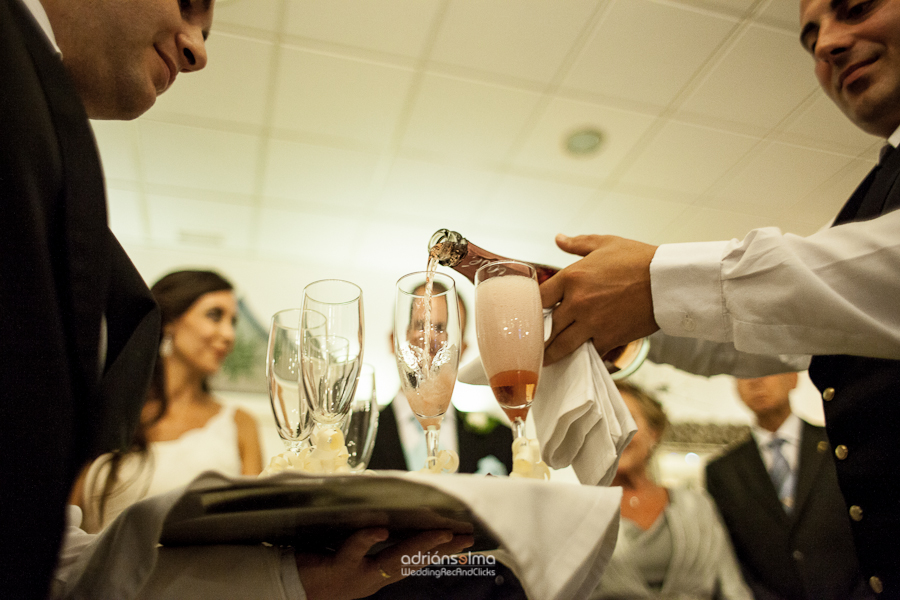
[300,280,364,429]
[394,272,461,470]
[341,364,379,471]
[267,309,322,454]
[475,260,543,441]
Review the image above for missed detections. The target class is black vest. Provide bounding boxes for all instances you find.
[809,144,900,598]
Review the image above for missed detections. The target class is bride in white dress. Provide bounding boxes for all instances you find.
[71,270,263,532]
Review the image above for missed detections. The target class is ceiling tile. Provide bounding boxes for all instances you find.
[705,141,855,214]
[678,24,818,130]
[106,187,145,242]
[513,97,656,181]
[782,93,882,153]
[401,74,542,163]
[563,0,736,108]
[620,120,759,195]
[672,0,757,18]
[431,0,601,85]
[139,121,261,195]
[214,0,283,32]
[481,175,599,234]
[256,207,361,264]
[571,191,691,243]
[262,139,381,208]
[663,206,774,243]
[353,221,439,274]
[146,34,274,127]
[376,157,497,217]
[271,48,414,147]
[90,120,139,181]
[756,0,801,30]
[782,157,876,227]
[146,194,254,250]
[284,0,441,58]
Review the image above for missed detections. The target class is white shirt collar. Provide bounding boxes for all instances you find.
[888,124,900,149]
[19,0,60,55]
[751,412,801,448]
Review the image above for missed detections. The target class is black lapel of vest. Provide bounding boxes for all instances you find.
[834,146,900,225]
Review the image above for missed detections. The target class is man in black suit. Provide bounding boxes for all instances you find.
[706,373,871,600]
[1,1,468,598]
[0,0,212,596]
[539,1,900,594]
[369,286,514,475]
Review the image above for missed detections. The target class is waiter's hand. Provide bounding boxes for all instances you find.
[297,528,474,600]
[541,234,660,365]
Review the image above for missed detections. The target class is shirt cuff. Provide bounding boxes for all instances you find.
[280,547,306,600]
[650,240,731,340]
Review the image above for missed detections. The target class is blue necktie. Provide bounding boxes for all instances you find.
[767,437,794,513]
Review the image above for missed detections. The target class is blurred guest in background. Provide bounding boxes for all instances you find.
[72,270,263,531]
[368,282,513,475]
[706,373,871,600]
[592,382,752,600]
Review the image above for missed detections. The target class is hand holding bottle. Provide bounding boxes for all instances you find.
[540,234,660,365]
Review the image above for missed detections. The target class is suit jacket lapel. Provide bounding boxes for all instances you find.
[734,438,792,525]
[19,3,109,387]
[791,421,827,522]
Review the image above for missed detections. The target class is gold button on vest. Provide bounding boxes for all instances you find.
[870,576,883,594]
[823,387,835,401]
[835,445,849,460]
[850,505,863,521]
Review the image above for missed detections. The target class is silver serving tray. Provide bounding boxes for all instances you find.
[160,473,500,553]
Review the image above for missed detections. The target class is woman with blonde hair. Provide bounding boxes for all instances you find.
[592,381,751,599]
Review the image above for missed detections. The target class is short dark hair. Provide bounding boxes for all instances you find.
[411,280,467,336]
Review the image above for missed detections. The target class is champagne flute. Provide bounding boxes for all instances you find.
[266,309,322,454]
[475,260,543,441]
[394,272,461,470]
[341,364,379,471]
[300,280,364,429]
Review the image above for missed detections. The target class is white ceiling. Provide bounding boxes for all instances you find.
[90,0,858,423]
[94,0,881,275]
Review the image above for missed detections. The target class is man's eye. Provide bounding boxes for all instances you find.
[179,0,192,11]
[840,0,875,20]
[206,308,223,321]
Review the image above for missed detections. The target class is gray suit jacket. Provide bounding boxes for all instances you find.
[706,420,871,600]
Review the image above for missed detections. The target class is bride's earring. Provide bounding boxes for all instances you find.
[159,334,174,357]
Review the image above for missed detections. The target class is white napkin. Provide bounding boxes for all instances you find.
[417,472,621,599]
[458,309,637,486]
[59,471,621,600]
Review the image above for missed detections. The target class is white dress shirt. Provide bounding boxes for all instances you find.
[651,125,900,365]
[750,413,802,476]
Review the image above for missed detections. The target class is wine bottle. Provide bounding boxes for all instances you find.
[428,228,650,378]
[428,229,558,284]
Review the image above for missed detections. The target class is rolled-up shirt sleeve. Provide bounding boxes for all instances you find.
[650,209,900,360]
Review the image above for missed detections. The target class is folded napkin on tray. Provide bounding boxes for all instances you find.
[62,470,622,600]
[459,309,637,487]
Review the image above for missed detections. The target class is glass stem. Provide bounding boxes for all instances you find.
[511,417,527,440]
[425,425,441,467]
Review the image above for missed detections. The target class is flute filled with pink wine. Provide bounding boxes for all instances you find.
[429,229,649,379]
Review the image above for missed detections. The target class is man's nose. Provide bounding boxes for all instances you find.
[814,18,853,64]
[177,27,208,73]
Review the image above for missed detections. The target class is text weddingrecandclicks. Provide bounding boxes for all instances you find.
[400,551,497,577]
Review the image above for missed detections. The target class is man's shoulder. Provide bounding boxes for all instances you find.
[706,431,756,471]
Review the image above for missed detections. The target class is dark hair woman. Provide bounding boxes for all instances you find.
[72,270,262,531]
